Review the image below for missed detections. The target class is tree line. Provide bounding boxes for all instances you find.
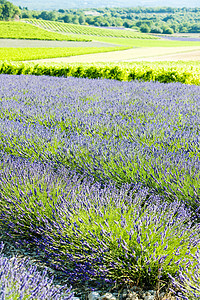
[0,0,20,20]
[20,6,200,34]
[1,1,200,34]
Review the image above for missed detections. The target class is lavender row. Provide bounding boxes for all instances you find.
[0,153,199,295]
[0,242,73,300]
[169,249,200,299]
[0,75,199,213]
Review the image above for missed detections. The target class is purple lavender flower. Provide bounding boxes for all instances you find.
[0,243,73,299]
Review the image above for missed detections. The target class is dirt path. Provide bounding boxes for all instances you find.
[26,46,200,63]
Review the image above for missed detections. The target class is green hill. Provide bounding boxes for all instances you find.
[0,21,90,41]
[25,19,157,39]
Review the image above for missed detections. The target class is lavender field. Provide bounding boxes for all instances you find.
[0,74,200,299]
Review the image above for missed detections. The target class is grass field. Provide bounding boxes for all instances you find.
[0,21,89,41]
[26,46,200,63]
[0,46,129,61]
[87,35,200,47]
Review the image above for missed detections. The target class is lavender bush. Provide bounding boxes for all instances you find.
[0,74,199,295]
[0,242,73,300]
[0,75,199,213]
[169,249,200,299]
[0,154,199,290]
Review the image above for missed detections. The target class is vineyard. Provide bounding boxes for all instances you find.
[25,19,157,39]
[1,61,200,85]
[0,21,89,41]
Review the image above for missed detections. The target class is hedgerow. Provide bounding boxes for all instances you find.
[0,62,199,85]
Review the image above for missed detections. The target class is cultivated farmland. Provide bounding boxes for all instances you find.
[0,74,199,299]
[0,21,89,41]
[0,8,200,300]
[0,46,128,61]
[25,19,156,39]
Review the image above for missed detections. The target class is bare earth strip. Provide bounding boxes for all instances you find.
[0,39,121,48]
[27,46,200,63]
[132,50,200,61]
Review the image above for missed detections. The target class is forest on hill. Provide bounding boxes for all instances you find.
[21,6,200,34]
[0,0,20,20]
[1,0,200,34]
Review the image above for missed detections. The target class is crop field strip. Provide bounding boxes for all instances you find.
[0,46,129,61]
[28,46,200,63]
[0,74,199,299]
[1,61,200,85]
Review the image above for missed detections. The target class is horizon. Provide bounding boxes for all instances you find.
[10,0,200,10]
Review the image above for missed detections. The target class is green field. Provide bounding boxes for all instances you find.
[1,15,200,300]
[24,19,200,47]
[26,19,156,39]
[84,35,200,47]
[1,61,200,85]
[0,21,89,41]
[0,46,129,61]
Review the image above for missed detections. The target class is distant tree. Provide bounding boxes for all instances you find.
[38,11,49,20]
[62,14,72,23]
[170,23,179,33]
[78,14,85,24]
[162,27,174,34]
[21,10,32,18]
[58,9,65,13]
[102,20,109,26]
[123,20,132,28]
[140,24,150,33]
[0,0,20,20]
[189,23,200,33]
[72,15,79,24]
[94,21,100,27]
[47,11,57,21]
[179,26,188,33]
[150,26,163,34]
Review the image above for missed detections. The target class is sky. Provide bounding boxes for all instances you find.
[10,0,200,10]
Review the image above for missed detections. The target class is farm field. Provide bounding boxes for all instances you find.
[26,46,200,63]
[1,13,200,299]
[133,50,200,61]
[0,21,90,41]
[0,46,128,61]
[23,19,200,47]
[1,60,200,85]
[0,74,200,299]
[25,19,156,39]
